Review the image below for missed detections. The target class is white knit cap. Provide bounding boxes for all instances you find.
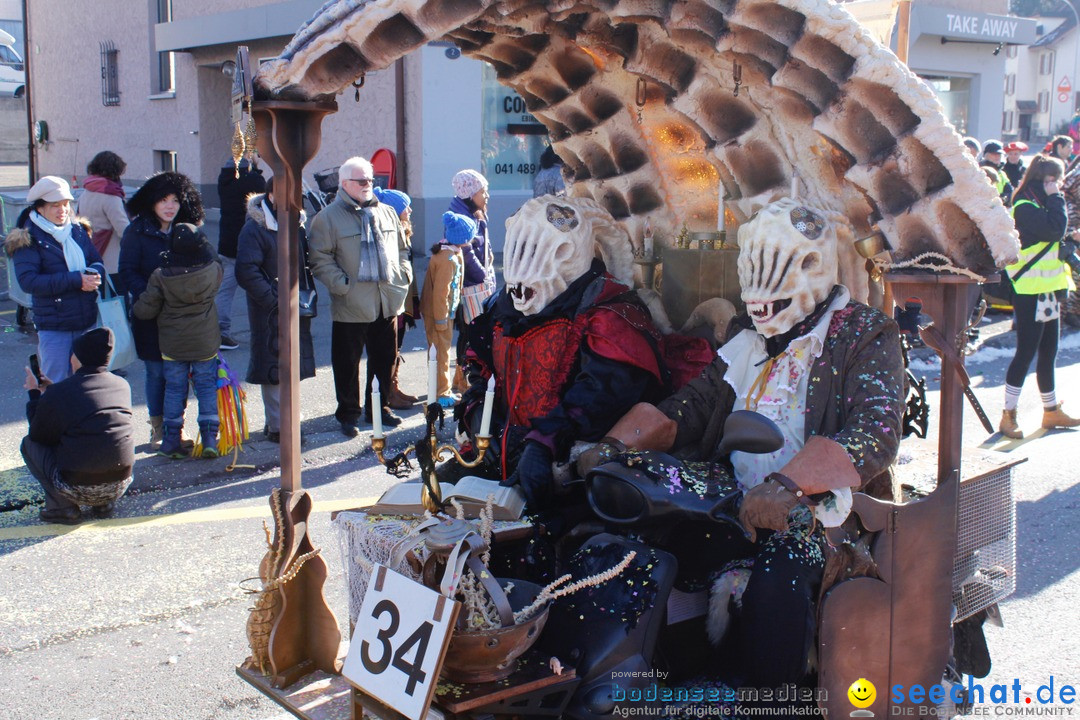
[27,176,74,203]
[451,169,488,200]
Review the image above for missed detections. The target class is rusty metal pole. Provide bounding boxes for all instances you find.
[252,100,337,493]
[245,100,343,688]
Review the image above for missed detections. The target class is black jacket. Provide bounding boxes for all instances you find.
[217,164,266,259]
[235,194,316,385]
[1003,159,1025,189]
[1013,189,1067,250]
[118,215,172,360]
[5,219,105,332]
[27,367,134,486]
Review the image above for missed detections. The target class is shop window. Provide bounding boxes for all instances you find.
[480,63,548,193]
[155,150,177,172]
[1038,91,1050,113]
[100,41,119,106]
[921,75,972,135]
[1040,52,1055,76]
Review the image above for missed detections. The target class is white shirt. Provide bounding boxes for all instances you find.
[720,287,852,527]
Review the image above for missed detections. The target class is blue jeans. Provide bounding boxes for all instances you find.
[215,256,238,334]
[37,329,86,383]
[144,359,165,417]
[163,358,219,429]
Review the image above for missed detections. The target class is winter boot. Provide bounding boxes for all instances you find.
[1042,404,1080,429]
[148,416,164,451]
[199,423,220,459]
[389,363,420,409]
[999,409,1023,439]
[157,422,187,459]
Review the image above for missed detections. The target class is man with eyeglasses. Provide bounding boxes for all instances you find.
[308,157,414,437]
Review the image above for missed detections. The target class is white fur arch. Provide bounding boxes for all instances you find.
[256,0,1019,284]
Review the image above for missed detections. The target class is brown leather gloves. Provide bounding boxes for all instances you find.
[738,479,800,543]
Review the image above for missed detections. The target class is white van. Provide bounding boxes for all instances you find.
[0,29,25,98]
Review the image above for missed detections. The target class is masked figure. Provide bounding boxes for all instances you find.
[452,197,707,517]
[595,198,904,689]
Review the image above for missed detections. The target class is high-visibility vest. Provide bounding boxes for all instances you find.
[994,170,1009,197]
[1007,199,1075,294]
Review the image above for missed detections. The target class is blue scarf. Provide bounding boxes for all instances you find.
[30,210,86,272]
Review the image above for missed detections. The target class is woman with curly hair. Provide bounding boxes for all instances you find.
[119,172,204,450]
[76,151,129,283]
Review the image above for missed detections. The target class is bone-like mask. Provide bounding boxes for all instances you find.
[503,197,620,315]
[737,198,838,337]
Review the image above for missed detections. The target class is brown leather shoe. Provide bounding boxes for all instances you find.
[999,409,1023,439]
[388,389,416,410]
[1042,403,1080,429]
[452,366,469,394]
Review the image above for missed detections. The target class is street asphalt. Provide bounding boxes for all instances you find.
[0,264,1077,717]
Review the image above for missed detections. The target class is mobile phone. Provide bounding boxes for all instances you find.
[28,353,41,382]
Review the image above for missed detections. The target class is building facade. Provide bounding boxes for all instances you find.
[894,0,1037,141]
[1003,15,1079,145]
[26,0,545,249]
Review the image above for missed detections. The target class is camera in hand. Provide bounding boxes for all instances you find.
[1061,239,1080,275]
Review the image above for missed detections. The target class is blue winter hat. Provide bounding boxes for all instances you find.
[373,186,411,216]
[443,211,477,245]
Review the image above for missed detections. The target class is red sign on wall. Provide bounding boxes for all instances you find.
[1058,76,1072,95]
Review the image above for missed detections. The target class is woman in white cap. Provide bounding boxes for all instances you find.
[4,176,104,382]
[448,168,495,391]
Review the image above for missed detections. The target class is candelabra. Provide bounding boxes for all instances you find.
[369,369,495,513]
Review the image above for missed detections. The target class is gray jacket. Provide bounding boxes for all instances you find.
[307,192,412,323]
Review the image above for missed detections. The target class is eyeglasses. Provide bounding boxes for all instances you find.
[348,177,374,187]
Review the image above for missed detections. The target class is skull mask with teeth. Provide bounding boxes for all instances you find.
[503,197,633,316]
[737,198,839,337]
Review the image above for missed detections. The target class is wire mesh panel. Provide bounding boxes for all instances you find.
[953,466,1016,622]
[100,41,119,106]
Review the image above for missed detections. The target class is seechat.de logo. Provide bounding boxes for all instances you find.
[848,678,877,717]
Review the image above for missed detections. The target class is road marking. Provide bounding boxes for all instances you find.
[0,495,378,541]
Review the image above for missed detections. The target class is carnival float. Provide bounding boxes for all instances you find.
[231,1,1024,718]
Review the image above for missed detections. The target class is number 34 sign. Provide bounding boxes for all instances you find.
[343,565,460,720]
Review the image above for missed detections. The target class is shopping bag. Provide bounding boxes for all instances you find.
[461,276,496,324]
[97,276,136,370]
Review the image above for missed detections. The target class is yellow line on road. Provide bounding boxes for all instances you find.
[0,496,378,541]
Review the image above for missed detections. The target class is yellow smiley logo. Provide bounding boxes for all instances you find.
[848,678,876,709]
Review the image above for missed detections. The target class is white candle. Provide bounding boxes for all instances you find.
[371,376,383,439]
[479,375,496,437]
[717,185,725,234]
[790,173,798,198]
[427,345,438,405]
[643,219,654,258]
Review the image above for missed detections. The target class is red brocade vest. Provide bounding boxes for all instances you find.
[491,301,664,430]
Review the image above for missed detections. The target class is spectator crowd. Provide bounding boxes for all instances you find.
[11,134,1080,524]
